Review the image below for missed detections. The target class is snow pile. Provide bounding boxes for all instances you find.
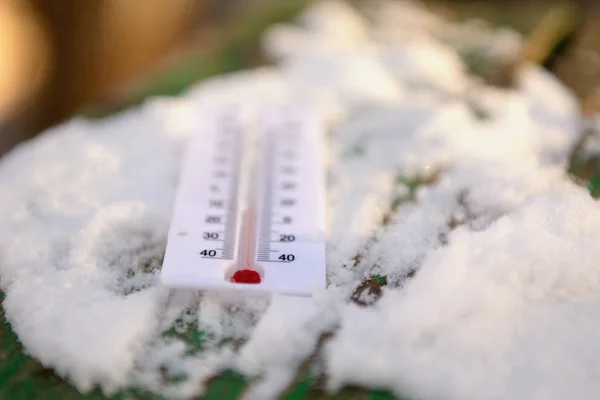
[0,1,595,399]
[328,186,600,400]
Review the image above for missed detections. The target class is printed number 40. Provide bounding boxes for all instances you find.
[278,254,295,262]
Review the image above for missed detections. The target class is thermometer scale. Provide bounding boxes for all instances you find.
[161,102,326,296]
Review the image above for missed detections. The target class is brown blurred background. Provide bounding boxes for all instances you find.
[0,0,599,156]
[0,0,208,154]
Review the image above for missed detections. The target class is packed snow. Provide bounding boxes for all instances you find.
[0,1,596,399]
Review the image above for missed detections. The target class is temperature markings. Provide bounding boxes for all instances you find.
[161,104,326,295]
[202,117,243,261]
[256,116,303,263]
[203,231,224,241]
[257,129,275,263]
[271,216,293,224]
[277,234,296,242]
[205,215,224,224]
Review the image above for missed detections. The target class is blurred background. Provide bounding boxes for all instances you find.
[0,0,598,156]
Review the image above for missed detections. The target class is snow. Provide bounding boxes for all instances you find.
[380,39,469,95]
[236,292,342,400]
[328,185,600,400]
[0,1,595,399]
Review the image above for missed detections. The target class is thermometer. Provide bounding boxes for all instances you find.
[161,102,327,296]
